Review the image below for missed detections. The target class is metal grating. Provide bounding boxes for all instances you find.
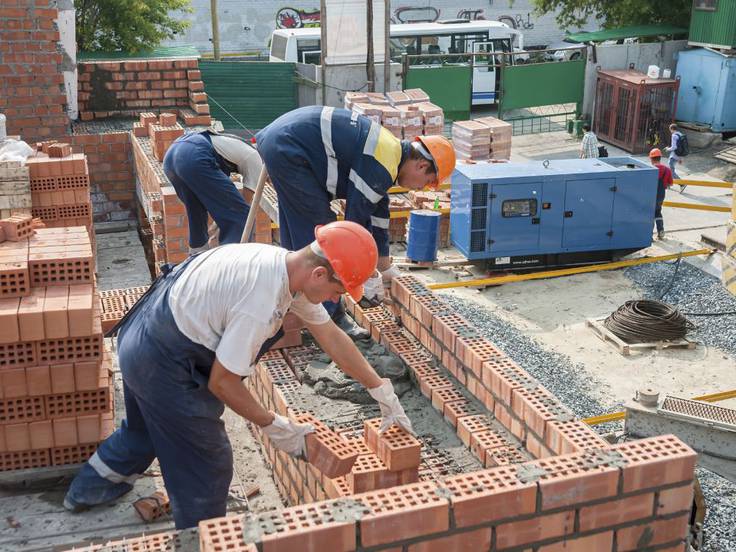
[660,396,736,429]
[470,231,486,253]
[472,182,488,207]
[471,208,486,231]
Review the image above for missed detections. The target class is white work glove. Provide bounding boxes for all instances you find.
[381,264,401,283]
[363,271,385,303]
[261,413,314,458]
[368,378,415,435]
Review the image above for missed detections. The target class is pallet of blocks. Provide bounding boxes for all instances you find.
[0,161,32,219]
[451,120,491,161]
[476,116,512,160]
[0,221,113,474]
[26,142,94,237]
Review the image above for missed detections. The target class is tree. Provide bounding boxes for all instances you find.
[531,0,692,32]
[75,0,192,53]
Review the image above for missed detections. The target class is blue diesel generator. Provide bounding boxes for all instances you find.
[450,158,659,269]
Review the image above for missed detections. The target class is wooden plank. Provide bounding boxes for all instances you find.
[586,318,695,356]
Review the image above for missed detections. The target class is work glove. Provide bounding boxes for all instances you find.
[381,264,401,283]
[368,378,415,435]
[363,271,385,304]
[261,413,314,458]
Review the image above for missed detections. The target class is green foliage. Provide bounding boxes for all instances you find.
[531,0,691,32]
[75,0,192,53]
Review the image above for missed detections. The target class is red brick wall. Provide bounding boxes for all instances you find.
[0,1,70,143]
[69,133,135,223]
[77,59,202,121]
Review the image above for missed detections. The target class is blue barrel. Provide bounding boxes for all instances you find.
[406,210,441,262]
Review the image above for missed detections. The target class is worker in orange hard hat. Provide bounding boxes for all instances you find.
[64,220,413,529]
[256,106,456,339]
[649,148,673,240]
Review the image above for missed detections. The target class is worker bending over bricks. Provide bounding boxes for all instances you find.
[256,106,456,338]
[162,129,262,253]
[63,221,413,528]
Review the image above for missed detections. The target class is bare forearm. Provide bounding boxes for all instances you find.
[208,364,274,427]
[311,322,383,389]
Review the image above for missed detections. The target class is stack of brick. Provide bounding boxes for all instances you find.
[346,88,445,139]
[0,2,69,143]
[0,161,32,220]
[477,115,513,160]
[26,147,93,234]
[0,225,113,471]
[452,120,492,161]
[77,58,211,126]
[99,285,149,332]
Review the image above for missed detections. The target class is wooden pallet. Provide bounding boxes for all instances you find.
[586,318,696,356]
[715,145,736,166]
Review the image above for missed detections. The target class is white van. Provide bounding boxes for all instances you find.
[270,20,525,105]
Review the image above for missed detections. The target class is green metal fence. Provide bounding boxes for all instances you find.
[499,54,586,135]
[403,59,472,121]
[198,61,297,131]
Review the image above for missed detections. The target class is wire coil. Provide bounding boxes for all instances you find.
[604,300,695,343]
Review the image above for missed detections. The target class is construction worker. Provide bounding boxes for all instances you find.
[256,106,456,337]
[649,148,673,240]
[163,130,263,253]
[63,221,413,529]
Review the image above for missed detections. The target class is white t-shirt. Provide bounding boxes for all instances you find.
[168,243,330,376]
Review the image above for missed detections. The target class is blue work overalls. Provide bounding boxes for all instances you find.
[256,106,406,315]
[163,131,250,249]
[65,255,284,529]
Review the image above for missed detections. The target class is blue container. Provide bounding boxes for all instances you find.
[407,210,441,262]
[676,48,736,132]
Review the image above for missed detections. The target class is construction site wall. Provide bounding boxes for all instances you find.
[0,1,70,143]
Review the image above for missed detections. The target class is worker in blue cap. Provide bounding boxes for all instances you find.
[256,106,456,338]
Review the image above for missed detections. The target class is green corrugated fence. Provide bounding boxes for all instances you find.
[198,61,298,131]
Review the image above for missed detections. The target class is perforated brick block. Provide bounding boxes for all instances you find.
[347,452,393,493]
[469,430,510,465]
[296,413,359,479]
[36,331,102,365]
[443,399,480,428]
[431,313,467,354]
[545,420,610,455]
[484,445,527,467]
[44,384,110,418]
[418,373,453,399]
[29,253,93,286]
[364,418,421,472]
[441,466,536,528]
[616,513,689,552]
[0,448,50,471]
[513,386,574,439]
[490,365,538,408]
[578,492,656,532]
[390,275,425,308]
[457,414,494,447]
[51,442,97,466]
[0,215,33,242]
[431,387,465,413]
[496,510,574,550]
[355,481,450,548]
[0,395,45,424]
[613,434,697,493]
[0,261,30,298]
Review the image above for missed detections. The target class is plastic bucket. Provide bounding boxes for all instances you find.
[406,209,441,262]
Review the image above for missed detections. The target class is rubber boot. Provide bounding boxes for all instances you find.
[331,301,370,340]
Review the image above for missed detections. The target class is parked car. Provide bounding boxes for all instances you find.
[544,39,584,62]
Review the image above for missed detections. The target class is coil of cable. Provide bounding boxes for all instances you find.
[603,300,695,344]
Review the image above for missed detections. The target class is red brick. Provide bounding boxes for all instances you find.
[537,531,613,551]
[364,418,421,471]
[469,430,509,465]
[616,513,689,551]
[77,414,101,444]
[614,435,697,493]
[29,420,54,449]
[5,423,30,452]
[456,414,493,447]
[0,297,20,343]
[407,527,491,551]
[53,417,78,447]
[579,492,655,531]
[297,413,359,479]
[50,363,75,394]
[26,365,51,396]
[442,467,536,528]
[356,482,450,548]
[656,484,695,516]
[1,368,27,398]
[496,510,574,550]
[545,420,610,455]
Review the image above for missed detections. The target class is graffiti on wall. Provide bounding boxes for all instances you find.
[276,7,320,29]
[457,9,486,20]
[497,13,535,30]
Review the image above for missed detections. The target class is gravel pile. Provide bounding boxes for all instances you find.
[626,260,736,552]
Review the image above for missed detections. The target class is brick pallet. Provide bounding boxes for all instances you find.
[0,226,113,472]
[453,116,513,162]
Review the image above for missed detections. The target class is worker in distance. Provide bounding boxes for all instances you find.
[63,221,413,529]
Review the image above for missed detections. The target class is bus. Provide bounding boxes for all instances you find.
[269,20,525,105]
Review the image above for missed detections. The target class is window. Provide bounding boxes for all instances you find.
[271,34,288,60]
[502,199,537,218]
[297,39,320,64]
[693,0,717,10]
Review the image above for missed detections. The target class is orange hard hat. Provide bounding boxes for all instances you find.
[649,148,663,159]
[415,135,456,188]
[314,221,377,300]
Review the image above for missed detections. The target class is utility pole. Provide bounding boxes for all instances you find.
[366,0,375,92]
[210,0,221,61]
[383,0,390,92]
